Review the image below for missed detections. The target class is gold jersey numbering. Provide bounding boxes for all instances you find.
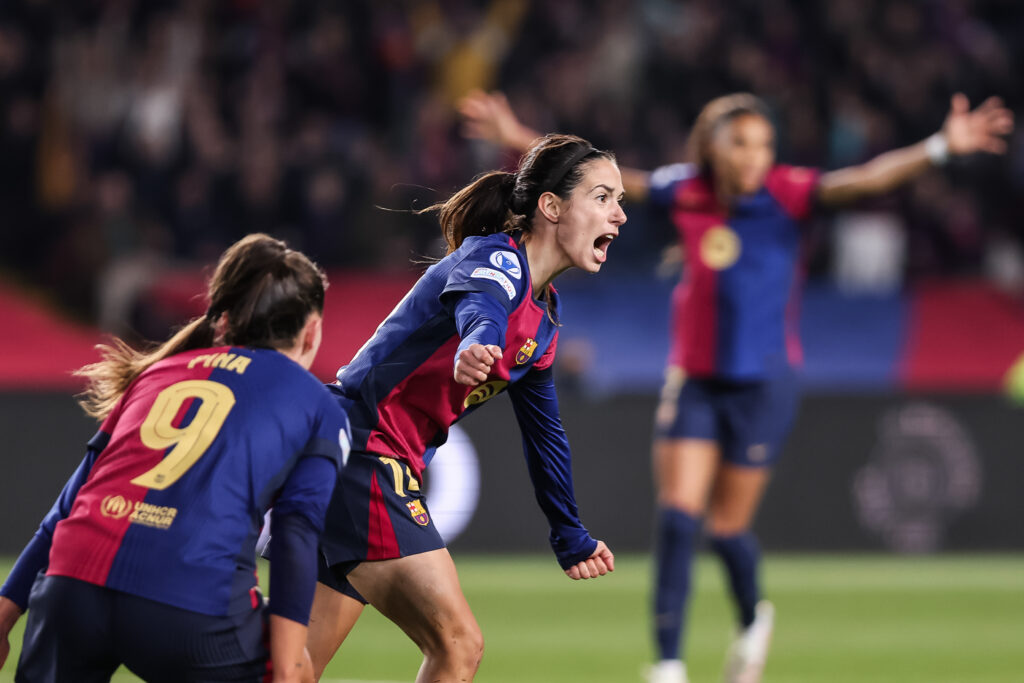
[131,379,236,490]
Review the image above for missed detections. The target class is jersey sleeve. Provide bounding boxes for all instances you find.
[0,432,106,609]
[764,164,821,221]
[441,246,526,315]
[266,455,338,624]
[507,367,597,569]
[448,290,510,361]
[298,391,350,469]
[648,163,698,208]
[266,392,346,625]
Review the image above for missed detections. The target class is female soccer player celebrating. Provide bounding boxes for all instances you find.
[307,133,623,681]
[460,90,1013,683]
[0,234,348,682]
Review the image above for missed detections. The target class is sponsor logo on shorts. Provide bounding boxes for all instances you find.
[99,495,177,530]
[747,443,769,463]
[515,338,538,365]
[470,267,516,299]
[406,500,430,526]
[489,250,522,279]
[339,428,351,465]
[463,379,509,408]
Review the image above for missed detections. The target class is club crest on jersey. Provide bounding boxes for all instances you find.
[700,225,741,270]
[463,379,508,408]
[489,250,522,279]
[406,500,430,526]
[516,338,538,365]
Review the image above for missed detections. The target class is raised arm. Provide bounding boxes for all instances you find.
[459,90,654,201]
[507,367,614,579]
[817,94,1013,206]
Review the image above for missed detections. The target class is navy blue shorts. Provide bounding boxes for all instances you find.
[318,451,445,601]
[16,574,269,683]
[654,365,799,467]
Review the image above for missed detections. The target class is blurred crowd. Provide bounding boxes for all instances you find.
[1,0,1023,332]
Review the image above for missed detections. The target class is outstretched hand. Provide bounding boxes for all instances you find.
[565,540,615,580]
[458,90,536,151]
[454,343,503,386]
[943,93,1014,156]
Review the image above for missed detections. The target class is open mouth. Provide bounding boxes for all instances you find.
[593,233,616,263]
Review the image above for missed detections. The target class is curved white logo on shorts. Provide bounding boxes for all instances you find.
[426,424,480,543]
[256,510,272,556]
[471,267,516,299]
[489,250,522,279]
[338,428,351,466]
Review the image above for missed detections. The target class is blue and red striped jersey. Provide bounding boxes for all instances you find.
[4,347,348,617]
[336,233,558,479]
[330,233,598,568]
[650,163,820,379]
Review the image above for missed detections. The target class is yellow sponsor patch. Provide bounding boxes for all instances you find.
[99,495,177,530]
[101,495,132,519]
[463,380,508,408]
[700,225,741,270]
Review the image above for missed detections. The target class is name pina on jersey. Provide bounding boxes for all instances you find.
[187,352,252,375]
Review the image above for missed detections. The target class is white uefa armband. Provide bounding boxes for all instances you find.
[470,267,516,300]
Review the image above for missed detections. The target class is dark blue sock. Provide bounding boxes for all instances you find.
[709,531,761,628]
[653,507,701,661]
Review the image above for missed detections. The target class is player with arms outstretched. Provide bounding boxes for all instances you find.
[306,133,624,681]
[0,234,348,682]
[461,90,1012,683]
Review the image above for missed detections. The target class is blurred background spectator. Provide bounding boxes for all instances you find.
[0,0,1021,340]
[3,0,1024,569]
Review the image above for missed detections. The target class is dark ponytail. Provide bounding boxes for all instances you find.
[76,234,327,419]
[206,234,326,349]
[426,133,616,255]
[434,171,517,254]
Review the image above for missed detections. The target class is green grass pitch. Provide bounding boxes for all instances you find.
[2,554,1022,682]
